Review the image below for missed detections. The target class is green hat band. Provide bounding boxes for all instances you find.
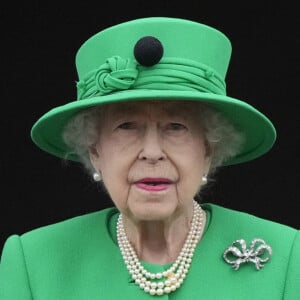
[76,56,226,100]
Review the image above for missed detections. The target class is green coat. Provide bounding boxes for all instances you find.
[0,203,299,299]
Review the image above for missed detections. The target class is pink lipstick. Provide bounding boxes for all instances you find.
[135,178,172,192]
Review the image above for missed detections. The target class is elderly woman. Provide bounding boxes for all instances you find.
[0,17,299,299]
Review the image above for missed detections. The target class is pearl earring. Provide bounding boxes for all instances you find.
[93,172,101,182]
[202,174,208,184]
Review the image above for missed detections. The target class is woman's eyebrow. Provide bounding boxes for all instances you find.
[106,104,140,118]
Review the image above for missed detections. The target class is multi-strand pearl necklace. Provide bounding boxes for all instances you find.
[117,200,204,296]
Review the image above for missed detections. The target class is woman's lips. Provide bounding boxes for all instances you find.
[135,178,172,192]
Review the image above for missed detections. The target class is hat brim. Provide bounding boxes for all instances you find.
[31,90,276,166]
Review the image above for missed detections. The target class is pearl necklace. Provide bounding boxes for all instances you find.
[117,200,204,296]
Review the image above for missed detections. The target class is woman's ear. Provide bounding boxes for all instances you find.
[203,142,212,176]
[204,155,211,176]
[89,145,102,182]
[88,145,100,170]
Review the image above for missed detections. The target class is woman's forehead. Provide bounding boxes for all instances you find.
[103,100,201,117]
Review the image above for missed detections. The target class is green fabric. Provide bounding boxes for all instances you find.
[30,17,276,166]
[0,203,299,299]
[76,57,226,100]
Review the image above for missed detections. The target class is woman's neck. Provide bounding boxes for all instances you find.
[122,208,206,264]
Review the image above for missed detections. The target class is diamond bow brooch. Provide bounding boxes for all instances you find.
[223,238,272,270]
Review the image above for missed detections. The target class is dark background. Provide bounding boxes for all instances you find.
[1,2,299,254]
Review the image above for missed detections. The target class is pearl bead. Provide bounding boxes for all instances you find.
[150,282,157,289]
[165,279,171,286]
[157,288,164,295]
[149,288,156,295]
[139,283,145,289]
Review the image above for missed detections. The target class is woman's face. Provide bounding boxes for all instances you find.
[89,100,211,222]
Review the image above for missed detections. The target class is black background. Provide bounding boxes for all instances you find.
[1,2,299,254]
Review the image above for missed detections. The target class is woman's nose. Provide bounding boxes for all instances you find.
[138,127,166,162]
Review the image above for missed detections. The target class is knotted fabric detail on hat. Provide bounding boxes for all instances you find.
[76,56,226,100]
[135,58,225,95]
[77,56,138,99]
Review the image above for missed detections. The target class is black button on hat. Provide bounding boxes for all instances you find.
[134,36,164,66]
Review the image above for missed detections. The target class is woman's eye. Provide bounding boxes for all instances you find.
[167,123,186,131]
[117,122,136,130]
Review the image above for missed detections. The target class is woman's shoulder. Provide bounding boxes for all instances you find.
[0,207,123,298]
[203,202,298,233]
[5,206,119,252]
[202,202,299,256]
[201,203,299,231]
[27,206,117,234]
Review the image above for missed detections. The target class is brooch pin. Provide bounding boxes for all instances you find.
[223,238,272,270]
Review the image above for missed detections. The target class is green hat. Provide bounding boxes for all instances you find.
[31,17,276,165]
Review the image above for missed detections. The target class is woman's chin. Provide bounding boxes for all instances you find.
[128,201,178,222]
